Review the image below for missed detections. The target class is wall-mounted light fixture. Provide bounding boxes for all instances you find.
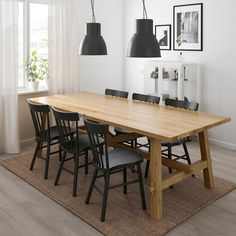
[79,0,107,55]
[127,0,161,58]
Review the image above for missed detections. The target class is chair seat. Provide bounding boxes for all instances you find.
[114,127,132,134]
[37,126,59,141]
[39,126,75,141]
[103,148,143,171]
[61,134,91,153]
[162,137,191,147]
[162,140,184,147]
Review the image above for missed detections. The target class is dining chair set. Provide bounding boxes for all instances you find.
[27,89,198,222]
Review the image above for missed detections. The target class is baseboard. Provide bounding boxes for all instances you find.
[20,138,35,145]
[209,138,236,151]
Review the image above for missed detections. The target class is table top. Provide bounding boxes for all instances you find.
[29,92,230,141]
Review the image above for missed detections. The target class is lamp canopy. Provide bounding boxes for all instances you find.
[127,0,161,58]
[79,0,107,56]
[127,19,161,57]
[79,23,107,55]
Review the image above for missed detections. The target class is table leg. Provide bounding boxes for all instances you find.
[199,130,214,189]
[149,138,162,220]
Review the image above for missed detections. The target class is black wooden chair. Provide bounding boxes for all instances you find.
[84,119,146,222]
[145,98,199,178]
[52,107,91,197]
[105,88,131,142]
[105,88,129,99]
[132,93,160,104]
[27,100,62,179]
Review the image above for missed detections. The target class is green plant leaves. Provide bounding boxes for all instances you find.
[24,50,48,82]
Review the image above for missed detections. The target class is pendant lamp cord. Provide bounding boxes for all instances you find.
[142,0,148,19]
[91,0,96,23]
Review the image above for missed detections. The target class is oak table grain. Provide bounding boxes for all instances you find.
[29,92,230,220]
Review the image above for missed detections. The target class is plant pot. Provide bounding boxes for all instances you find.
[28,80,39,91]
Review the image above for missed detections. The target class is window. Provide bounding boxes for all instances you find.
[18,0,48,89]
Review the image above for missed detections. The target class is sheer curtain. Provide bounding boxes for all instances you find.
[0,0,20,154]
[48,0,80,95]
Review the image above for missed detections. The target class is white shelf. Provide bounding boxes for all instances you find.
[143,60,199,103]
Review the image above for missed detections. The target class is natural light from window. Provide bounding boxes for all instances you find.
[18,1,48,89]
[18,2,24,88]
[30,3,48,58]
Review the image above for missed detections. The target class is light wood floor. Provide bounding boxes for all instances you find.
[0,140,236,236]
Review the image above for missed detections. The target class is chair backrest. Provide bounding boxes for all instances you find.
[132,93,160,104]
[105,88,129,99]
[165,98,199,111]
[183,100,199,111]
[84,119,109,170]
[27,100,51,140]
[52,107,80,151]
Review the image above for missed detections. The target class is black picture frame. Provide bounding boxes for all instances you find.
[173,3,203,51]
[155,24,171,50]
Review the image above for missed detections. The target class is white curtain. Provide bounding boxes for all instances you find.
[48,0,80,95]
[0,0,20,154]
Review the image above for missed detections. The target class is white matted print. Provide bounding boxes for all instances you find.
[173,3,203,51]
[155,24,171,50]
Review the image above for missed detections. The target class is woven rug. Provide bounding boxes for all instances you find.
[0,153,235,236]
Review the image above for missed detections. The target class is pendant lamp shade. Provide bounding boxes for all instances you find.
[79,23,107,55]
[127,19,161,58]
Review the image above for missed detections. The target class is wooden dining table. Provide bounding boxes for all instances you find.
[29,92,230,221]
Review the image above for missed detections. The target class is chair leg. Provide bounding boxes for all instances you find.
[85,150,88,174]
[54,151,66,186]
[137,163,146,210]
[168,146,172,174]
[134,138,137,147]
[30,140,41,171]
[131,140,134,147]
[101,171,110,222]
[144,139,151,178]
[183,143,191,164]
[58,145,62,162]
[44,141,51,179]
[99,144,104,155]
[144,160,150,178]
[123,167,127,194]
[85,167,99,204]
[73,154,79,197]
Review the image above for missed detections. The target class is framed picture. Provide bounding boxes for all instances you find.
[173,3,203,51]
[155,24,171,50]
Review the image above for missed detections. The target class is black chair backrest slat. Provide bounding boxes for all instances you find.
[27,100,51,140]
[184,101,199,111]
[132,93,160,104]
[84,119,109,170]
[105,88,129,99]
[165,98,199,111]
[52,107,79,151]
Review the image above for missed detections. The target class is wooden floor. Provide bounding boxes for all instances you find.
[0,140,236,236]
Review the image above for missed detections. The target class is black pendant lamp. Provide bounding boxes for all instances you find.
[127,0,161,58]
[79,0,107,55]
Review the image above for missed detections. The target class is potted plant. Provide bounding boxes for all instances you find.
[24,50,48,90]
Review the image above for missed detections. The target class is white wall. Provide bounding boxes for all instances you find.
[78,0,124,94]
[124,0,236,149]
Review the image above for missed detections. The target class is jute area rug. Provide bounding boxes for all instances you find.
[0,153,235,236]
